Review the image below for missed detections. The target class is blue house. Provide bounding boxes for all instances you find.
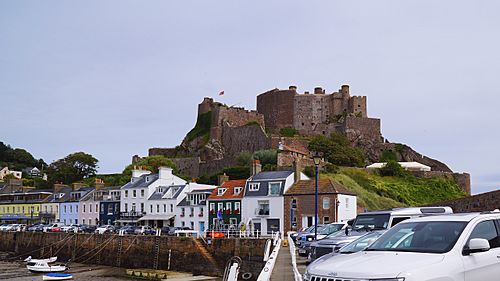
[59,186,93,225]
[99,186,121,225]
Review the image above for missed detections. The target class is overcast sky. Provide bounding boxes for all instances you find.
[1,1,499,194]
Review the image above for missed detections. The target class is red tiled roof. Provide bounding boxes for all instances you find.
[285,179,355,196]
[207,179,247,200]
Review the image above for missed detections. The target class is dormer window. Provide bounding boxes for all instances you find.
[234,187,242,195]
[145,176,149,183]
[249,183,260,192]
[217,188,227,196]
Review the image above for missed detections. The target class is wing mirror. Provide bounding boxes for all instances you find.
[463,238,490,255]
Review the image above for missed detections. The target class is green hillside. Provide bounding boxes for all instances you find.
[325,167,467,211]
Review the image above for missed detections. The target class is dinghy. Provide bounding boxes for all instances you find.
[42,273,73,280]
[26,261,67,273]
[24,256,57,263]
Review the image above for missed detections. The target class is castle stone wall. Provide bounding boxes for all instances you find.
[342,116,381,143]
[426,190,499,212]
[257,89,295,130]
[221,124,271,157]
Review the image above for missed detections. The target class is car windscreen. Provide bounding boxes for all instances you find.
[319,224,344,235]
[339,232,383,253]
[353,214,391,230]
[366,221,467,254]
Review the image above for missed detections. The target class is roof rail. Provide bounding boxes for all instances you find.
[480,209,500,214]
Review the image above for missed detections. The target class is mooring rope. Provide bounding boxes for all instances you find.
[73,235,116,264]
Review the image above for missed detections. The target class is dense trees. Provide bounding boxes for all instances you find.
[0,141,46,170]
[308,133,365,167]
[46,152,98,184]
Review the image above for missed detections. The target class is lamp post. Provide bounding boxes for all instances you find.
[312,152,323,240]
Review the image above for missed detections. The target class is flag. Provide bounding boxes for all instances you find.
[219,90,224,96]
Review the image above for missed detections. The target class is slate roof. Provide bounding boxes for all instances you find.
[121,174,159,189]
[148,187,171,201]
[250,171,293,180]
[171,185,186,199]
[284,179,355,196]
[208,180,247,200]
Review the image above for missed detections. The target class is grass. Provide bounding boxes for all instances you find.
[324,167,467,211]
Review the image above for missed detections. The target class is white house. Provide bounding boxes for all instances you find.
[0,167,22,180]
[175,183,217,233]
[118,167,186,225]
[142,184,187,228]
[366,161,431,172]
[241,163,308,237]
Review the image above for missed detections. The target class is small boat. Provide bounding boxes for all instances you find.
[26,261,67,273]
[24,256,57,263]
[42,273,73,280]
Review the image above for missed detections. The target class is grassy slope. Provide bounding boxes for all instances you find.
[325,167,467,211]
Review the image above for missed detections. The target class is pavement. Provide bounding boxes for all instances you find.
[270,243,308,281]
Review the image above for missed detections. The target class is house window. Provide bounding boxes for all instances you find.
[269,182,281,196]
[257,201,270,215]
[124,203,128,212]
[346,198,349,209]
[210,203,215,212]
[226,202,232,211]
[70,205,72,213]
[181,221,185,227]
[291,198,297,209]
[190,207,194,216]
[249,183,260,192]
[83,219,86,225]
[125,190,128,198]
[170,204,173,212]
[145,176,149,182]
[156,204,160,213]
[95,204,98,213]
[181,208,185,216]
[108,204,113,215]
[229,218,237,225]
[324,216,330,224]
[133,190,137,198]
[323,197,330,209]
[83,204,86,213]
[217,188,227,196]
[115,203,119,214]
[100,205,104,214]
[190,221,194,230]
[200,207,204,216]
[163,204,166,212]
[140,203,144,213]
[131,203,136,212]
[234,187,242,195]
[90,204,92,213]
[76,205,78,213]
[150,205,153,213]
[235,202,240,211]
[141,189,145,197]
[218,203,223,211]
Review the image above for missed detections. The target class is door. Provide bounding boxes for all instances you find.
[199,221,205,232]
[462,219,500,280]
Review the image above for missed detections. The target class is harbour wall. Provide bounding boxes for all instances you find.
[0,232,266,279]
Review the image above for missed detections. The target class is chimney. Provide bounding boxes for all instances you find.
[251,160,262,176]
[289,85,297,92]
[340,85,350,95]
[158,166,173,180]
[218,173,229,185]
[293,159,302,183]
[53,183,69,193]
[132,168,151,179]
[95,178,105,191]
[314,87,323,95]
[72,182,86,191]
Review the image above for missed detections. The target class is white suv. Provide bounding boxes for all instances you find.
[304,210,500,281]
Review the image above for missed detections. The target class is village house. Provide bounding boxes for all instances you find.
[118,167,186,226]
[283,179,357,233]
[207,178,246,231]
[142,184,186,228]
[99,186,121,225]
[241,161,308,236]
[40,184,72,224]
[175,183,216,233]
[59,185,93,225]
[0,167,22,180]
[0,190,52,224]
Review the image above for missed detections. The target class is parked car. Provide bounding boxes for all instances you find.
[95,225,115,234]
[298,223,347,257]
[296,225,324,246]
[134,226,155,235]
[308,230,385,263]
[117,225,137,235]
[79,224,97,233]
[304,210,500,281]
[0,224,10,231]
[4,224,19,231]
[15,224,27,231]
[44,223,64,232]
[306,207,453,260]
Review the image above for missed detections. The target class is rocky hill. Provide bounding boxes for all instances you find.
[143,84,469,195]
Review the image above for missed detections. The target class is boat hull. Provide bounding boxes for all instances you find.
[42,273,73,280]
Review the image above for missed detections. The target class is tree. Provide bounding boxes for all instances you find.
[122,156,179,179]
[46,152,98,184]
[308,133,365,167]
[379,160,405,177]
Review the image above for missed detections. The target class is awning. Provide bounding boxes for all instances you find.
[138,214,175,222]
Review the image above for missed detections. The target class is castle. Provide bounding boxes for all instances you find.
[144,84,468,193]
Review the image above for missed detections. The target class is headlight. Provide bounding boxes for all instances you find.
[307,237,313,241]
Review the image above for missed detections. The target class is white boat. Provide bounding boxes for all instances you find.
[24,256,57,263]
[42,273,73,280]
[26,261,67,273]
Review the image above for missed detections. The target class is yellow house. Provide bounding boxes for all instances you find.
[0,191,52,223]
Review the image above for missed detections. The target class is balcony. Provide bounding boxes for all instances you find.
[119,211,146,219]
[39,212,56,219]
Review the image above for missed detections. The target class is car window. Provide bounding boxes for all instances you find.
[391,217,411,227]
[468,220,500,249]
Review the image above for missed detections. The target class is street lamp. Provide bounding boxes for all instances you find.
[312,152,323,240]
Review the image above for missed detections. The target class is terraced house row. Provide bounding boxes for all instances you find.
[0,162,357,236]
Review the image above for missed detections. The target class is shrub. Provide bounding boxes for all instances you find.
[279,127,297,137]
[186,111,212,142]
[303,166,315,178]
[380,150,397,162]
[379,160,405,177]
[308,133,365,167]
[325,163,339,174]
[253,149,277,166]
